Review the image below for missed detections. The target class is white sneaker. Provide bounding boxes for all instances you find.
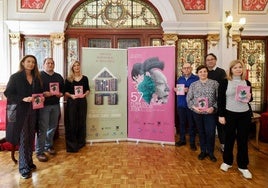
[220,163,232,172]
[238,168,252,179]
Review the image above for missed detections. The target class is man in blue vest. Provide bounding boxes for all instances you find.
[174,62,199,150]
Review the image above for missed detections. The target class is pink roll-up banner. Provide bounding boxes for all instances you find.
[127,46,175,144]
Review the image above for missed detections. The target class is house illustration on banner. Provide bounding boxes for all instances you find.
[93,67,118,105]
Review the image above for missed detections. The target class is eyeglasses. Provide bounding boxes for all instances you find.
[182,67,191,69]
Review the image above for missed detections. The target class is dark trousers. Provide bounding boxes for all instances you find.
[177,107,196,144]
[19,113,36,175]
[216,120,225,144]
[65,98,87,152]
[193,112,216,155]
[223,110,251,169]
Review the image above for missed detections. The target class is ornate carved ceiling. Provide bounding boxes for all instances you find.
[18,0,49,12]
[241,0,268,11]
[178,0,268,14]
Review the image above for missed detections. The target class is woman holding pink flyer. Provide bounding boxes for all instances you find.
[4,55,43,179]
[187,65,218,162]
[218,60,253,179]
[64,61,90,153]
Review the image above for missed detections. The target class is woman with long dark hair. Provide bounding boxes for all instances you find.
[4,55,43,179]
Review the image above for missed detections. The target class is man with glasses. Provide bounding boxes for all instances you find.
[174,62,199,150]
[205,53,226,152]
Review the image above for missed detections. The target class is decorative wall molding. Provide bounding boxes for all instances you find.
[162,33,178,46]
[50,33,65,46]
[206,33,220,47]
[5,21,67,35]
[17,0,49,13]
[178,0,208,14]
[232,34,241,43]
[9,32,21,45]
[239,0,268,14]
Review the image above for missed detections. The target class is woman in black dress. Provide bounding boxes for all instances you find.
[64,61,90,152]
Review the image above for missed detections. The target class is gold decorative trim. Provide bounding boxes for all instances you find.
[232,34,241,43]
[50,33,65,46]
[162,33,178,46]
[206,34,220,47]
[9,33,21,45]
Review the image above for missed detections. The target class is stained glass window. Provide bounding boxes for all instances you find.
[68,0,161,29]
[89,39,111,48]
[239,40,266,112]
[24,37,51,70]
[117,39,140,49]
[177,38,205,77]
[67,38,79,67]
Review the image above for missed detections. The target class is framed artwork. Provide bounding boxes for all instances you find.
[17,0,49,12]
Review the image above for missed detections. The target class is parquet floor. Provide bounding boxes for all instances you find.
[0,134,268,188]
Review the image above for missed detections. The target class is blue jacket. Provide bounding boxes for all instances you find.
[176,74,199,108]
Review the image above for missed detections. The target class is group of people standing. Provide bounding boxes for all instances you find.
[3,53,253,180]
[174,53,253,179]
[4,55,90,179]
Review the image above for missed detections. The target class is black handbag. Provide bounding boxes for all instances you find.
[7,104,17,122]
[6,104,19,145]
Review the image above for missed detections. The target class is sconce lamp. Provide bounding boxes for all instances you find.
[225,11,233,48]
[239,17,246,34]
[224,11,246,48]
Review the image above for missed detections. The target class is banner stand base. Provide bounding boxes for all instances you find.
[127,138,175,146]
[87,138,127,145]
[86,138,175,146]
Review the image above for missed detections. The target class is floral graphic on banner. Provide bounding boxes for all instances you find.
[131,57,170,105]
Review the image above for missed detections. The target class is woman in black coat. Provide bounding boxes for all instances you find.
[4,55,43,179]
